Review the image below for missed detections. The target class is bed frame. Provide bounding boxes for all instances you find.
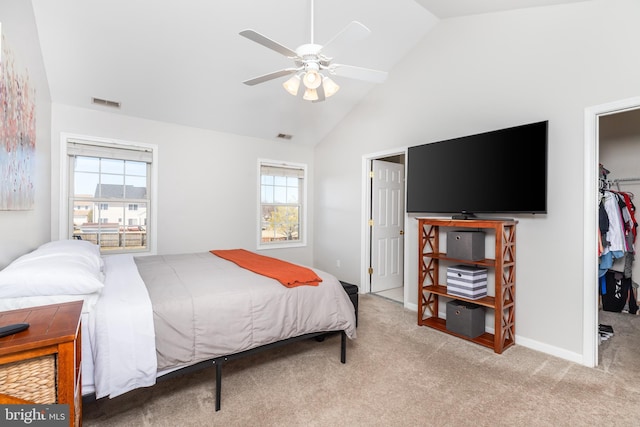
[84,330,347,411]
[161,330,347,411]
[83,281,358,411]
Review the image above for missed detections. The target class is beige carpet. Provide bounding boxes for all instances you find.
[83,295,640,426]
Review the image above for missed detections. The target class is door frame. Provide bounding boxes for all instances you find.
[583,96,640,367]
[361,147,408,303]
[370,159,405,294]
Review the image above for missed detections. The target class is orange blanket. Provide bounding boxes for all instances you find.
[210,249,322,288]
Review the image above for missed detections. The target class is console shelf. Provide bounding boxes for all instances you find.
[417,218,517,353]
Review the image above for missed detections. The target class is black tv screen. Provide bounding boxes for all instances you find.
[406,121,548,216]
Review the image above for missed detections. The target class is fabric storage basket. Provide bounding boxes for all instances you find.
[446,265,488,300]
[0,355,57,403]
[446,299,485,338]
[446,230,485,261]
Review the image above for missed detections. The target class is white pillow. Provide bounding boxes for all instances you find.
[0,241,105,298]
[14,239,104,273]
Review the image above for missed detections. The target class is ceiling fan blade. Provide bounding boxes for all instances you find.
[243,68,297,86]
[330,64,388,84]
[239,29,297,58]
[322,21,371,56]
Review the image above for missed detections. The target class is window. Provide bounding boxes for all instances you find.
[65,138,155,253]
[258,160,306,249]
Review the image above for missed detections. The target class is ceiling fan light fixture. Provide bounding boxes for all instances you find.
[240,0,386,103]
[322,76,340,98]
[303,87,319,101]
[302,69,322,89]
[282,74,301,96]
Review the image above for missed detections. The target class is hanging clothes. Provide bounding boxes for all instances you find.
[620,191,638,242]
[598,167,637,305]
[599,191,627,276]
[612,190,636,278]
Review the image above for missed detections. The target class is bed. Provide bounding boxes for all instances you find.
[0,240,357,411]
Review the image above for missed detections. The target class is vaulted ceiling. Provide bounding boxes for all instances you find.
[30,0,589,146]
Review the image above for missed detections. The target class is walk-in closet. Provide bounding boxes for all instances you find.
[598,108,640,362]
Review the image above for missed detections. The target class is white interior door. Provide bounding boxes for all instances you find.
[371,160,404,293]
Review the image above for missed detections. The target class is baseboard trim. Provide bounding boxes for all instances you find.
[404,302,585,365]
[405,302,418,312]
[514,335,584,365]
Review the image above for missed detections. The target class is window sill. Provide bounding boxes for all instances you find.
[257,242,306,251]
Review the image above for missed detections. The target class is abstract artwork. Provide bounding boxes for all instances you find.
[0,30,36,210]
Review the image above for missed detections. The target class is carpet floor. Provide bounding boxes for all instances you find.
[83,294,640,426]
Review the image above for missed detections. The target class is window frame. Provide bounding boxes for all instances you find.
[257,159,307,250]
[59,133,158,255]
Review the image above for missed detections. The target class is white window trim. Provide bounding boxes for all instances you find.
[257,159,307,250]
[59,132,158,255]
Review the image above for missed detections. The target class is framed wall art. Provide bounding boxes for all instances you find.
[0,26,36,210]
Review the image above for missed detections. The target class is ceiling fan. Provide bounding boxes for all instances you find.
[239,0,388,102]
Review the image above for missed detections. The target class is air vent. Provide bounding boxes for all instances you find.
[276,133,293,140]
[92,97,121,108]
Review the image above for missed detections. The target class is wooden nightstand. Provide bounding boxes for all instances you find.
[0,301,83,427]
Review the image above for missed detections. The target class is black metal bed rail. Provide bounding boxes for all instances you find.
[82,330,347,411]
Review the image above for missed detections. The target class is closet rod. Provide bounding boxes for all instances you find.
[612,177,640,191]
[612,177,640,183]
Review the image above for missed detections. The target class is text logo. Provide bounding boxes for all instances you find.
[0,405,69,426]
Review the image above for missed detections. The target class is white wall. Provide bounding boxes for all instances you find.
[50,104,316,267]
[314,0,640,361]
[0,1,51,268]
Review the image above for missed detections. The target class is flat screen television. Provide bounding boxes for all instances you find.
[406,120,548,217]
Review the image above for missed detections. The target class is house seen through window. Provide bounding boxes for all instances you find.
[67,139,153,253]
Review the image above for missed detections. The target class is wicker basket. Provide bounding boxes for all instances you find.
[0,355,57,403]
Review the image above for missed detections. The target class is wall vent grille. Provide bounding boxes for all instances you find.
[92,97,121,108]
